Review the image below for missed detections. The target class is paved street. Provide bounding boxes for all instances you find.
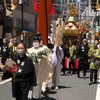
[0,70,99,100]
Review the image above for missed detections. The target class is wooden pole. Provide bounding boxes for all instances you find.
[94,11,97,47]
[38,0,51,45]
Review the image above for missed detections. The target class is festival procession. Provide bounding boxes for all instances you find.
[0,0,100,100]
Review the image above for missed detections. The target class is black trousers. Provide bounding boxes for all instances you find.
[69,62,75,74]
[62,60,66,75]
[12,81,30,100]
[2,71,12,80]
[77,61,88,77]
[90,69,98,82]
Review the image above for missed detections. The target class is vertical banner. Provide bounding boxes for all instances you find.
[38,0,51,45]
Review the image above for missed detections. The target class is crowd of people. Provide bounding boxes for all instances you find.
[0,31,100,100]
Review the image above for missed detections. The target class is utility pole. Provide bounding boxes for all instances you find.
[38,0,51,45]
[19,0,24,42]
[78,1,80,22]
[62,0,69,20]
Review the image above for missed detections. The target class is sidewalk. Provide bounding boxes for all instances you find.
[0,72,3,82]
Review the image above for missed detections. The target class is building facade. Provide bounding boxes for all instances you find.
[6,0,36,47]
[51,0,95,21]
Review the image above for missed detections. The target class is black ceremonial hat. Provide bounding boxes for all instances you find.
[38,36,42,41]
[33,36,40,42]
[48,43,54,49]
[37,32,41,36]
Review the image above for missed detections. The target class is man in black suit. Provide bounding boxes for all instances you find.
[77,39,89,78]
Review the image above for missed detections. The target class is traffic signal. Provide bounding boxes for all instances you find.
[91,0,97,11]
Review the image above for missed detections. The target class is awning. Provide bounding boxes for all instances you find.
[14,28,35,36]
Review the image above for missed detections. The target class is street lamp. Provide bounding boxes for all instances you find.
[19,0,24,42]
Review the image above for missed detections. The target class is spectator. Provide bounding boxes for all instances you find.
[0,38,11,80]
[77,39,89,78]
[88,42,100,85]
[0,42,37,100]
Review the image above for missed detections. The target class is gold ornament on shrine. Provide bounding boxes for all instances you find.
[69,3,78,17]
[63,3,80,37]
[80,19,90,32]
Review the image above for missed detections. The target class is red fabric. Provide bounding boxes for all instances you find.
[9,64,18,73]
[34,3,38,12]
[50,5,56,15]
[33,2,55,14]
[65,58,69,68]
[32,0,39,2]
[75,59,79,69]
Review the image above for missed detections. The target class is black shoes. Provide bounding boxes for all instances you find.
[89,81,98,85]
[77,75,80,78]
[88,82,93,85]
[33,98,41,100]
[27,98,41,100]
[67,71,71,74]
[93,81,97,84]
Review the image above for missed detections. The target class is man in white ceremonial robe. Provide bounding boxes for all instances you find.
[42,43,57,93]
[52,45,64,89]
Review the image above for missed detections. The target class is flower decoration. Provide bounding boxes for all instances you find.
[27,48,51,63]
[72,26,76,30]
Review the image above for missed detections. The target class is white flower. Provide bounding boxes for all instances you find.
[72,26,76,30]
[65,27,69,30]
[69,23,73,26]
[27,47,51,63]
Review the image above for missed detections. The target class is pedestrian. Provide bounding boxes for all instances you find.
[68,40,76,74]
[8,37,18,58]
[1,42,37,100]
[62,43,70,75]
[88,43,100,85]
[77,39,89,78]
[52,44,64,89]
[0,38,11,80]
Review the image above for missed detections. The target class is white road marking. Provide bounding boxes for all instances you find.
[0,78,12,85]
[95,74,100,100]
